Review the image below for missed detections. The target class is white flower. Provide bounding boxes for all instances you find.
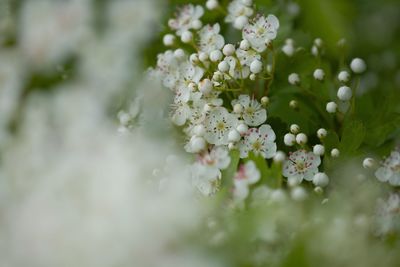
[239,124,277,159]
[204,107,238,145]
[168,4,204,36]
[282,149,321,183]
[225,0,254,25]
[223,56,250,79]
[171,101,191,126]
[231,95,266,126]
[375,149,400,186]
[242,15,279,52]
[326,101,337,113]
[174,61,204,102]
[236,48,261,67]
[156,50,180,89]
[198,24,225,54]
[233,161,260,200]
[191,146,231,195]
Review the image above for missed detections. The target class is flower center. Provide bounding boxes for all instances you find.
[252,141,261,151]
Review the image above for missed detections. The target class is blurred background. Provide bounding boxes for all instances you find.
[0,0,399,266]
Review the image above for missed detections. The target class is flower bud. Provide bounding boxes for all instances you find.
[234,16,248,30]
[337,86,352,101]
[228,129,241,142]
[218,61,229,72]
[338,71,350,82]
[236,123,248,135]
[233,103,243,113]
[313,172,329,187]
[209,50,223,62]
[206,0,219,10]
[288,73,300,85]
[163,34,175,46]
[250,59,263,74]
[273,151,286,163]
[181,31,193,43]
[317,128,327,139]
[290,124,300,134]
[350,58,366,74]
[261,96,269,105]
[222,44,235,56]
[326,102,337,113]
[240,39,250,50]
[313,144,325,156]
[284,133,296,146]
[362,157,375,169]
[313,68,325,81]
[331,148,340,157]
[296,133,308,145]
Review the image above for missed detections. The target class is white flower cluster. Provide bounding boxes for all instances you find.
[375,147,400,186]
[154,2,280,195]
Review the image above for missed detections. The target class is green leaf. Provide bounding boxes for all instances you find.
[221,149,240,188]
[339,120,366,155]
[246,152,282,189]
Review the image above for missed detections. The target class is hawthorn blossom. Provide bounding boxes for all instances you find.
[375,148,400,186]
[242,15,279,52]
[233,161,260,200]
[156,50,180,89]
[239,125,277,159]
[198,24,225,54]
[282,149,321,183]
[236,48,261,66]
[171,101,191,126]
[191,146,231,195]
[204,107,238,145]
[174,61,204,103]
[232,95,267,126]
[225,0,254,25]
[168,4,204,36]
[223,56,250,79]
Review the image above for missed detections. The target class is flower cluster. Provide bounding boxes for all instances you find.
[153,1,279,195]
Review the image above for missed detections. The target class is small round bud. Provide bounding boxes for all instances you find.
[233,103,243,113]
[362,158,375,169]
[284,133,296,146]
[313,144,325,156]
[191,20,202,30]
[288,73,300,85]
[174,48,185,59]
[163,34,175,46]
[314,186,323,194]
[317,128,327,139]
[291,187,307,201]
[203,104,212,112]
[236,123,248,135]
[311,45,318,56]
[326,102,337,113]
[273,151,286,163]
[338,71,350,82]
[181,31,193,43]
[206,0,218,10]
[190,53,199,64]
[234,16,248,30]
[193,124,205,136]
[218,61,229,72]
[313,172,329,187]
[350,58,366,74]
[337,86,352,101]
[313,68,325,81]
[261,96,269,105]
[270,189,286,202]
[290,124,300,134]
[240,39,250,50]
[296,133,308,145]
[228,129,241,142]
[190,136,206,153]
[209,50,223,62]
[289,100,298,109]
[314,38,323,47]
[331,148,340,157]
[198,52,209,62]
[250,59,263,74]
[222,44,235,56]
[249,73,256,80]
[228,142,236,150]
[282,42,295,57]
